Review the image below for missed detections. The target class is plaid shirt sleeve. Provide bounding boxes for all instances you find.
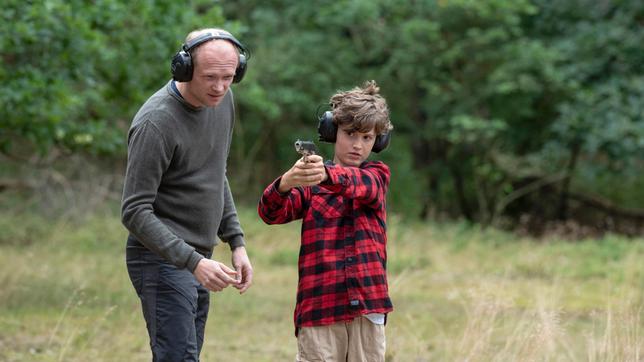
[257,176,308,224]
[320,161,390,209]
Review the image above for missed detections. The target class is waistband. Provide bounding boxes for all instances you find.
[126,234,212,257]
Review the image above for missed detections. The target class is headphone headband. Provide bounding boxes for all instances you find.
[171,30,249,83]
[183,31,248,56]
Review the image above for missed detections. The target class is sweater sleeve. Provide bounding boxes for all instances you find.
[121,119,204,271]
[217,176,246,250]
[217,91,246,250]
[320,161,390,210]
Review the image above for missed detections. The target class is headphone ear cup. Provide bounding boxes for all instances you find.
[233,53,247,83]
[371,132,391,153]
[171,50,193,82]
[317,111,337,142]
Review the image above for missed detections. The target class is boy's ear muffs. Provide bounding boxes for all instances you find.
[317,111,391,153]
[372,131,391,153]
[317,111,338,142]
[171,30,249,83]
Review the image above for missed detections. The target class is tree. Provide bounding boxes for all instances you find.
[0,0,229,156]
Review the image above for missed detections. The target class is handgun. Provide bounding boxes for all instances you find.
[294,139,318,162]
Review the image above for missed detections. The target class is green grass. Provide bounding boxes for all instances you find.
[0,207,643,361]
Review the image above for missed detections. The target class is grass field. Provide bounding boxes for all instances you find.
[0,206,642,361]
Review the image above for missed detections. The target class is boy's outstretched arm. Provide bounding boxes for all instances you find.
[319,161,390,209]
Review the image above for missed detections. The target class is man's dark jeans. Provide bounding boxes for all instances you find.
[126,237,210,362]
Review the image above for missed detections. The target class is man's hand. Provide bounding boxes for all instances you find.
[278,155,328,193]
[231,246,253,294]
[193,258,239,292]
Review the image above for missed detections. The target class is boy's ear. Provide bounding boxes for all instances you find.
[317,111,337,143]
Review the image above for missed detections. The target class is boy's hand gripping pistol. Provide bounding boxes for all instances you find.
[294,139,318,162]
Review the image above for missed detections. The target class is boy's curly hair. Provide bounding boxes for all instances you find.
[330,80,393,136]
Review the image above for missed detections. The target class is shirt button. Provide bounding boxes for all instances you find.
[346,257,354,263]
[350,300,360,307]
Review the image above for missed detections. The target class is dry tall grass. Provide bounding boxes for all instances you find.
[0,208,642,361]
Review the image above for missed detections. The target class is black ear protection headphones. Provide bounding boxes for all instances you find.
[171,30,249,83]
[317,111,391,153]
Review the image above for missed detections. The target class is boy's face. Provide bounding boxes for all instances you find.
[333,126,377,167]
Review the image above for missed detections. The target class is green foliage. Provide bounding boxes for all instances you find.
[232,0,642,222]
[0,0,228,155]
[2,0,642,226]
[532,0,644,174]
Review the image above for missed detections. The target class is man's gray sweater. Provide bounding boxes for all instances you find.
[121,81,244,272]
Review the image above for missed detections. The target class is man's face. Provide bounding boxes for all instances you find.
[184,41,238,107]
[333,126,377,167]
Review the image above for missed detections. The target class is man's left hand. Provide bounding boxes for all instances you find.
[231,246,253,294]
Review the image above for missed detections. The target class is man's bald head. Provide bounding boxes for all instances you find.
[185,28,240,67]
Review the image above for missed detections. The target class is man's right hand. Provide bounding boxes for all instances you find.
[193,258,239,292]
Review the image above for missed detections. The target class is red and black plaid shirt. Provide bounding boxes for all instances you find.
[258,160,393,332]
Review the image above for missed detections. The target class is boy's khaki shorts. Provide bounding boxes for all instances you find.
[295,316,385,362]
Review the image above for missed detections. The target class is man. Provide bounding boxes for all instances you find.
[121,28,253,361]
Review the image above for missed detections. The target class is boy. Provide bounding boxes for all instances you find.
[258,80,394,362]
